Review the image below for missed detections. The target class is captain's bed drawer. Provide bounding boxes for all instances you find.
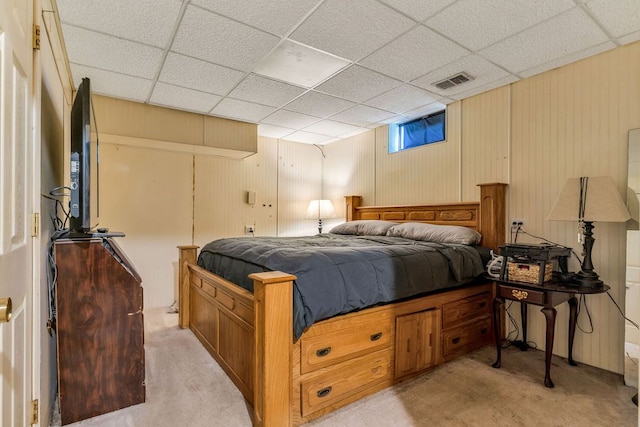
[300,310,392,374]
[300,348,393,417]
[442,316,492,358]
[442,291,492,329]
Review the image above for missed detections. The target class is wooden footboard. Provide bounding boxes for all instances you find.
[178,183,507,426]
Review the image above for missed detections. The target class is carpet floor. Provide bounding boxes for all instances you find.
[51,307,638,427]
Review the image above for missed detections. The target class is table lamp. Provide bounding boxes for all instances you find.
[306,199,336,234]
[547,176,631,287]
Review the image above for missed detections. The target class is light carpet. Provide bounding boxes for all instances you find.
[51,307,638,427]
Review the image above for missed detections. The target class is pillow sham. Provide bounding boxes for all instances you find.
[329,220,398,236]
[385,222,482,245]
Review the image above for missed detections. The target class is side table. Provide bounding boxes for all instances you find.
[492,278,609,388]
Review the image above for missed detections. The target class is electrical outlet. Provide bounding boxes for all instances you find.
[510,219,525,229]
[245,225,255,235]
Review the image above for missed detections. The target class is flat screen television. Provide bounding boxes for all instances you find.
[69,77,99,233]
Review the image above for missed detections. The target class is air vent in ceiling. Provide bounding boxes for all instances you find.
[432,72,474,90]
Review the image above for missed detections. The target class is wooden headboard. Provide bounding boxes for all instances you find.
[345,183,506,252]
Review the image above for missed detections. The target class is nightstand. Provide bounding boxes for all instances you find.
[491,278,609,388]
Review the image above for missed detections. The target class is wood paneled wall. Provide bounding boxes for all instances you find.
[460,85,510,199]
[323,130,376,224]
[92,95,258,157]
[99,144,193,308]
[370,102,462,205]
[100,136,321,308]
[506,43,639,372]
[276,139,322,237]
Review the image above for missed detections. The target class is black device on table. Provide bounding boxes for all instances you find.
[499,243,573,284]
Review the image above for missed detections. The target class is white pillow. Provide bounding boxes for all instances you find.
[329,220,398,236]
[386,222,482,245]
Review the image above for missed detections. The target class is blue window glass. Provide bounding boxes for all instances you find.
[389,110,446,153]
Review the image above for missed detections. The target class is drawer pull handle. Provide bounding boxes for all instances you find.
[480,327,488,334]
[317,386,332,398]
[370,332,383,341]
[512,289,528,300]
[316,347,332,357]
[479,301,487,308]
[452,337,461,344]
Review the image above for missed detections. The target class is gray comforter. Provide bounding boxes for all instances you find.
[198,234,485,339]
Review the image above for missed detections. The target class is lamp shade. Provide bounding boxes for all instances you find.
[547,176,631,222]
[306,199,336,219]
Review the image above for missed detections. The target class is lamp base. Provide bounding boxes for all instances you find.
[572,270,604,288]
[572,221,604,288]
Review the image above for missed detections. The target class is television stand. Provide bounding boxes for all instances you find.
[54,235,144,424]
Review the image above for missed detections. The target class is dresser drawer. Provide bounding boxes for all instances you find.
[300,312,392,374]
[498,285,544,305]
[300,348,392,417]
[442,316,492,358]
[442,291,492,329]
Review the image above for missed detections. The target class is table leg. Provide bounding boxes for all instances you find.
[520,302,528,351]
[492,297,504,368]
[568,296,578,366]
[541,307,557,388]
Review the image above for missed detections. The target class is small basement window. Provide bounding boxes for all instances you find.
[388,110,446,153]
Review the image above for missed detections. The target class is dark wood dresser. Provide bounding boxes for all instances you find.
[54,236,144,425]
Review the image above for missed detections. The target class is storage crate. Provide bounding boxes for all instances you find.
[507,261,552,284]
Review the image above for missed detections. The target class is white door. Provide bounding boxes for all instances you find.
[0,0,35,426]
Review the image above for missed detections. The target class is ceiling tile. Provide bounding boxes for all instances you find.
[62,24,163,79]
[258,124,296,139]
[377,0,456,22]
[253,39,350,88]
[191,0,319,36]
[290,0,415,60]
[150,82,222,114]
[283,131,334,145]
[364,85,439,114]
[329,105,397,127]
[261,109,321,129]
[227,74,306,108]
[618,29,640,45]
[518,41,615,78]
[283,91,355,118]
[479,8,610,74]
[211,98,276,123]
[425,0,575,51]
[172,5,280,71]
[366,113,406,127]
[360,25,470,82]
[315,65,402,103]
[400,102,446,122]
[158,52,245,95]
[411,54,513,97]
[303,120,367,138]
[448,75,519,100]
[69,64,153,102]
[338,128,369,139]
[582,0,640,39]
[57,0,183,48]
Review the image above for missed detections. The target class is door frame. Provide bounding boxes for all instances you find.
[31,0,42,424]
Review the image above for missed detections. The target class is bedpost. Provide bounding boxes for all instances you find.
[177,245,198,329]
[477,183,507,252]
[344,196,362,221]
[250,271,297,427]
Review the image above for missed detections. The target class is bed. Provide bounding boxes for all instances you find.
[177,183,506,426]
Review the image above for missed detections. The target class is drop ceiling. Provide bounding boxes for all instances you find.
[55,0,640,145]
